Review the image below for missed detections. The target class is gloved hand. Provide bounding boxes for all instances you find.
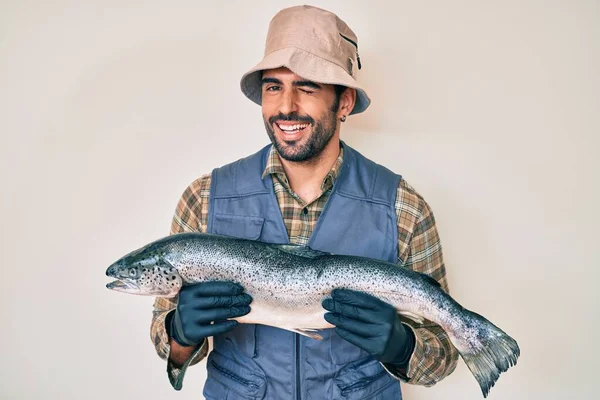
[322,288,415,367]
[169,281,252,347]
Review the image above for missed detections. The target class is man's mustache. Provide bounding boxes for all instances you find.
[268,113,314,125]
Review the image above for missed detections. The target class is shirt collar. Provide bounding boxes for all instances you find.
[261,144,345,191]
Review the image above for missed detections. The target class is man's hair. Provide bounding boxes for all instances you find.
[332,85,347,112]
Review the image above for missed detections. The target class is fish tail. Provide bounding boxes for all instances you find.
[451,310,520,398]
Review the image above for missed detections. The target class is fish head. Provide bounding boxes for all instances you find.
[106,244,182,297]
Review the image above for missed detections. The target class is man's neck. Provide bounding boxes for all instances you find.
[279,138,341,204]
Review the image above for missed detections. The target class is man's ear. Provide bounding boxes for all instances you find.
[339,88,357,118]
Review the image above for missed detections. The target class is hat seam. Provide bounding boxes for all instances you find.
[262,45,356,81]
[266,32,351,60]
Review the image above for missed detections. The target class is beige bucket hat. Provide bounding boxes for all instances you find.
[240,5,370,115]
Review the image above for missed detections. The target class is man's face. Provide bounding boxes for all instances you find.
[261,67,340,162]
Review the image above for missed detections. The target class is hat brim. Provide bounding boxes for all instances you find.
[240,47,370,115]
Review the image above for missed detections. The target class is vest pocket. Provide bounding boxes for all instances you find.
[203,378,229,400]
[334,357,399,400]
[203,350,267,400]
[212,214,265,240]
[330,330,368,365]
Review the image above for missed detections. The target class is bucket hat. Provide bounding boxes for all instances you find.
[240,5,370,115]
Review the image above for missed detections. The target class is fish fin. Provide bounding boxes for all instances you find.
[397,310,425,324]
[291,328,323,340]
[273,245,329,259]
[452,310,520,398]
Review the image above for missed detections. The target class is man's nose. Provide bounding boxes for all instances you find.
[278,89,299,115]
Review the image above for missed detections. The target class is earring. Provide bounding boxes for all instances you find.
[340,115,347,122]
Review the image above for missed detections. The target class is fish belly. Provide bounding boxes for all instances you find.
[233,300,334,331]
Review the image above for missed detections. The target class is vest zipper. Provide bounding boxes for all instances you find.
[339,33,362,70]
[295,333,301,400]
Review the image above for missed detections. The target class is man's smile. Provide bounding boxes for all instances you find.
[275,121,310,141]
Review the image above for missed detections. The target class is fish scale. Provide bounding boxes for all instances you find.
[106,232,519,398]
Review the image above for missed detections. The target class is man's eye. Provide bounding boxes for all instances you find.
[300,89,314,94]
[265,86,280,91]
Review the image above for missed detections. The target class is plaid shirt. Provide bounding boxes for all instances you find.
[151,145,459,389]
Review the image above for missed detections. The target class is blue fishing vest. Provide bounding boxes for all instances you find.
[205,143,403,400]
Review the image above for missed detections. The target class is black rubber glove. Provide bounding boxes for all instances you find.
[169,281,252,347]
[322,288,415,367]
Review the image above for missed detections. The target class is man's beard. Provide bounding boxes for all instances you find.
[264,111,338,162]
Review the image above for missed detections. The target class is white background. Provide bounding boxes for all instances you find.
[1,1,598,399]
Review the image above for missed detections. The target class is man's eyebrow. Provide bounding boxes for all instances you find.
[261,77,282,85]
[260,77,322,90]
[292,80,322,90]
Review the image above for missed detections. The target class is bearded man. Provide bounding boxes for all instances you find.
[151,5,459,399]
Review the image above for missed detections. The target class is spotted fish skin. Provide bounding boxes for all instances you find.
[106,232,519,398]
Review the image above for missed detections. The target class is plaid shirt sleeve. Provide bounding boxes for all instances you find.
[150,174,211,390]
[382,178,460,386]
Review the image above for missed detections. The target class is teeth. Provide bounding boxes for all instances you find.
[278,124,308,132]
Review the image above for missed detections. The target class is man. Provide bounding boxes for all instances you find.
[151,5,458,399]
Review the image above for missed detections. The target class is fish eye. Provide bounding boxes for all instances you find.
[129,268,137,277]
